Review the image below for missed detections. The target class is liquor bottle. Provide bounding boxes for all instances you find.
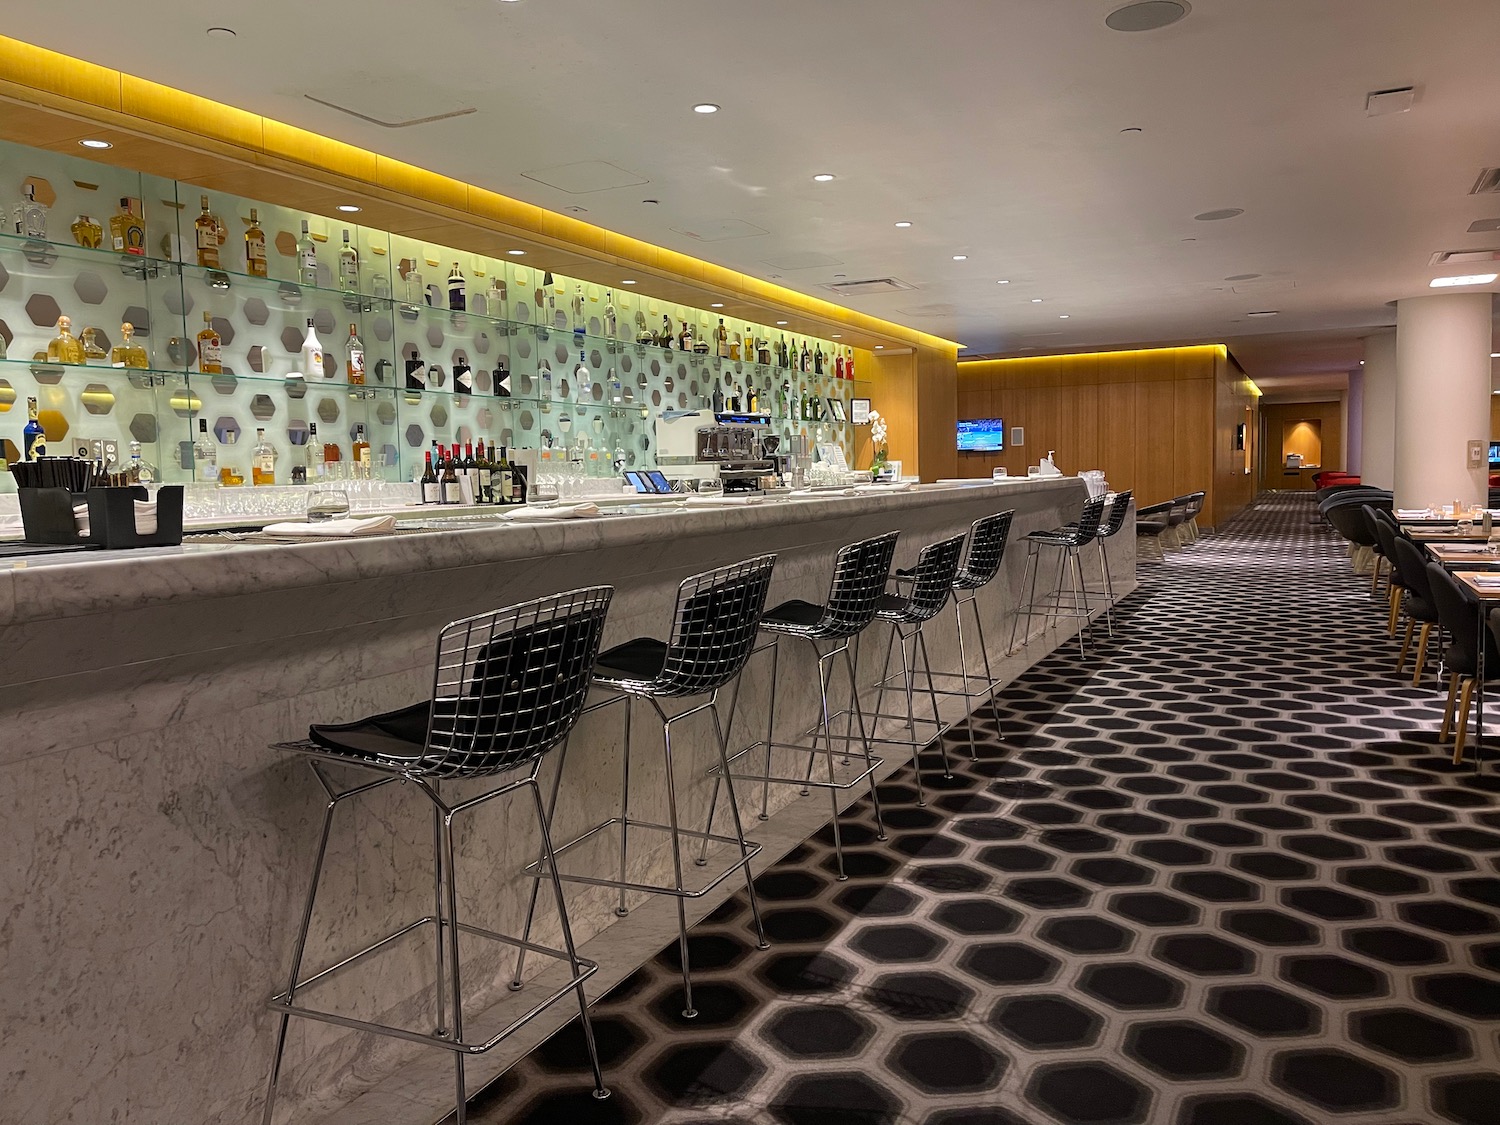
[252,427,277,485]
[14,184,47,239]
[747,384,759,414]
[48,316,86,365]
[244,208,268,277]
[712,383,725,413]
[440,447,461,504]
[801,340,812,373]
[604,291,617,338]
[715,318,730,359]
[23,397,45,460]
[218,430,244,486]
[336,230,360,294]
[300,319,325,379]
[70,214,102,249]
[371,265,391,302]
[420,450,440,504]
[814,344,824,376]
[127,440,157,485]
[193,418,218,483]
[448,262,467,312]
[835,349,846,381]
[197,313,222,374]
[609,367,622,404]
[660,315,673,349]
[453,353,473,396]
[306,421,325,480]
[405,347,426,391]
[571,284,585,330]
[481,274,505,319]
[110,322,149,369]
[759,338,772,366]
[544,272,557,324]
[729,382,742,412]
[352,424,371,474]
[322,423,342,469]
[680,321,694,352]
[195,195,225,269]
[296,220,318,286]
[345,324,365,385]
[495,444,514,505]
[406,259,427,306]
[110,197,146,256]
[846,348,855,381]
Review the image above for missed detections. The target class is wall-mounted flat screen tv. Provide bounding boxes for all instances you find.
[957,418,1005,452]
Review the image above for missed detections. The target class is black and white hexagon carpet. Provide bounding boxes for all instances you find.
[475,493,1500,1125]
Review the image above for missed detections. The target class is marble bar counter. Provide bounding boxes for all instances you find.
[0,477,1132,1125]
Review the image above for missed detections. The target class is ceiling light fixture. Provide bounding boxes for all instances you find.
[206,26,236,37]
[79,139,113,149]
[507,249,526,256]
[1246,310,1279,317]
[1430,273,1497,287]
[1031,298,1043,303]
[832,334,842,339]
[1491,352,1500,358]
[812,174,836,182]
[776,320,788,326]
[875,345,884,350]
[336,204,361,213]
[895,221,912,228]
[952,255,968,261]
[1195,208,1244,221]
[1105,1,1190,33]
[1058,314,1070,319]
[692,103,720,114]
[997,279,1010,285]
[710,302,724,308]
[621,279,636,285]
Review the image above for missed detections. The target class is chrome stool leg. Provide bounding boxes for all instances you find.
[654,700,699,1019]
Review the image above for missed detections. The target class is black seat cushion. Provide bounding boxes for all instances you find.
[310,700,431,761]
[594,636,669,681]
[1406,593,1440,624]
[762,599,826,629]
[876,592,910,617]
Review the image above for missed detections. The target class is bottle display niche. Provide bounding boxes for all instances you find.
[0,138,865,493]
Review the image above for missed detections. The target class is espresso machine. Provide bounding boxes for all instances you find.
[655,410,778,490]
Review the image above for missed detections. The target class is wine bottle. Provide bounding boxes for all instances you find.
[497,445,515,505]
[420,450,440,504]
[440,446,461,504]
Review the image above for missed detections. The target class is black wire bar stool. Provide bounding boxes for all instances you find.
[261,587,616,1125]
[1008,494,1108,659]
[528,556,776,1019]
[1062,491,1132,637]
[713,531,899,881]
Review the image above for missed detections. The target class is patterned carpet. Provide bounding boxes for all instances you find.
[471,492,1500,1125]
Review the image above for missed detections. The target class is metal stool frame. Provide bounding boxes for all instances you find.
[533,555,776,1020]
[262,587,616,1125]
[720,531,899,881]
[1008,494,1109,658]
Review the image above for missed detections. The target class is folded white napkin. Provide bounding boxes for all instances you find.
[1396,509,1433,519]
[685,493,763,505]
[75,500,157,537]
[855,481,914,493]
[261,515,398,537]
[500,503,602,521]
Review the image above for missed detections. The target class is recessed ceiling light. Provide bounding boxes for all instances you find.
[1106,1,1190,33]
[693,103,720,114]
[1194,208,1244,221]
[952,255,968,261]
[997,279,1010,285]
[1031,298,1043,303]
[1058,314,1070,319]
[1246,310,1279,317]
[79,139,113,150]
[1491,352,1500,358]
[710,302,724,308]
[1224,273,1261,281]
[206,26,236,37]
[812,174,836,182]
[832,334,842,339]
[1120,126,1143,134]
[895,221,912,228]
[621,279,636,285]
[336,204,361,213]
[776,321,788,326]
[1430,273,1497,287]
[507,249,526,256]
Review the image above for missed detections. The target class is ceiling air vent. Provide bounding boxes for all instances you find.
[1428,248,1500,266]
[1470,168,1500,195]
[823,277,915,297]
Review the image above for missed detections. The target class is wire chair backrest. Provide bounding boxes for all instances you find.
[1183,491,1207,521]
[955,510,1014,589]
[816,532,901,638]
[656,553,778,695]
[896,533,968,621]
[1069,493,1109,544]
[1096,491,1134,541]
[422,585,614,779]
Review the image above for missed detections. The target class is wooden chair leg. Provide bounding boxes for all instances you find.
[1387,586,1402,637]
[1453,678,1476,765]
[1412,623,1433,686]
[1370,557,1382,595]
[1440,673,1461,743]
[1396,619,1415,674]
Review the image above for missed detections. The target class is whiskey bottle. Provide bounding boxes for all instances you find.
[48,316,86,365]
[448,263,467,312]
[715,318,729,358]
[306,421,325,480]
[747,384,759,413]
[70,214,102,249]
[244,208,268,278]
[352,424,371,475]
[110,321,149,369]
[193,418,218,483]
[110,198,146,256]
[127,440,157,485]
[195,194,225,269]
[322,423,342,470]
[420,450,440,504]
[296,220,318,286]
[300,318,325,379]
[218,430,244,486]
[345,324,365,385]
[197,313,222,374]
[251,427,277,485]
[405,347,426,391]
[14,184,47,239]
[338,230,360,293]
[23,397,45,460]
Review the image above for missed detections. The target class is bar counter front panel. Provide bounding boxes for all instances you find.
[0,477,1132,1125]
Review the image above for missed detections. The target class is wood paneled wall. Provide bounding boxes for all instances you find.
[865,345,960,481]
[1257,400,1344,492]
[956,345,1256,527]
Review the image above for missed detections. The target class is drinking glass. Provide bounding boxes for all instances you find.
[307,489,350,522]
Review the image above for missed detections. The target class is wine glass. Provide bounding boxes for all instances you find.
[307,489,350,522]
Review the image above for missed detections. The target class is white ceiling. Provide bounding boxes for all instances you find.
[19,0,1500,394]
